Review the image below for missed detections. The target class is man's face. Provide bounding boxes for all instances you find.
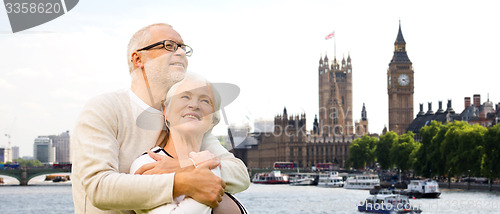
[141,26,188,87]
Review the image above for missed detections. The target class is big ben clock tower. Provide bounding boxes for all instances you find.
[388,21,414,135]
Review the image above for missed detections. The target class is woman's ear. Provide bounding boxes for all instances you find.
[210,116,218,127]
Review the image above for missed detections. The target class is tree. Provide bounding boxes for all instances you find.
[348,135,377,169]
[12,158,43,167]
[414,121,443,177]
[391,132,419,173]
[482,124,500,179]
[441,121,486,177]
[376,131,397,170]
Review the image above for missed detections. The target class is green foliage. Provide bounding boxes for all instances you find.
[411,120,497,179]
[482,124,500,178]
[414,121,444,177]
[376,131,397,170]
[440,121,486,177]
[350,121,499,179]
[348,135,378,169]
[12,158,43,167]
[390,132,419,172]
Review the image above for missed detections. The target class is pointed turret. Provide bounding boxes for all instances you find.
[395,20,406,45]
[361,103,367,121]
[390,20,412,64]
[313,114,319,135]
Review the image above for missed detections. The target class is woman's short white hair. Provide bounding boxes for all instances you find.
[164,73,222,129]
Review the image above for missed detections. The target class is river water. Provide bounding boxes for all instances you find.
[1,176,500,213]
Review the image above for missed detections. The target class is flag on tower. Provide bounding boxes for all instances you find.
[325,31,335,40]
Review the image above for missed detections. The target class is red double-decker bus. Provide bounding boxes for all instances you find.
[315,163,333,171]
[273,162,296,169]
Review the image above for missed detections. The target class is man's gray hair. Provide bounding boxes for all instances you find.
[127,23,172,73]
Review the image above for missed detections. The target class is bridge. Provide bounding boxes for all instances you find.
[0,167,71,185]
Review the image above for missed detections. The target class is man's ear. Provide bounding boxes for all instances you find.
[131,52,144,69]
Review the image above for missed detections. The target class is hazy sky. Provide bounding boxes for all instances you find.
[1,0,499,157]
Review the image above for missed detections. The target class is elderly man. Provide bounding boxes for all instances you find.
[71,23,250,214]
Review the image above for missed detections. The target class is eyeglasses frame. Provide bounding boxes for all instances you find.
[136,40,192,57]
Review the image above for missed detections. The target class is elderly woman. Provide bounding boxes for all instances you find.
[130,74,247,214]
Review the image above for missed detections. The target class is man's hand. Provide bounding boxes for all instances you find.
[173,159,226,208]
[134,151,180,175]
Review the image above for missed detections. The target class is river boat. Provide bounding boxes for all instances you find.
[402,179,441,198]
[358,189,422,213]
[317,171,344,187]
[45,174,71,182]
[344,174,380,190]
[289,173,317,186]
[252,171,289,184]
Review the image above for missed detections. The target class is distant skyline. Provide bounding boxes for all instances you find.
[1,0,499,157]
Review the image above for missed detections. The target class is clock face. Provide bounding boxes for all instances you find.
[398,74,409,86]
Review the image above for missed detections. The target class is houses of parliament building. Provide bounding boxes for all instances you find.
[233,51,367,169]
[234,23,412,169]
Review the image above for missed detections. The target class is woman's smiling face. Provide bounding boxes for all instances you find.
[165,78,215,134]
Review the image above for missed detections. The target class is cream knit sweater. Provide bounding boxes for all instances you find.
[71,89,250,214]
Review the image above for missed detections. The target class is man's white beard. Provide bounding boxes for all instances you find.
[143,57,185,91]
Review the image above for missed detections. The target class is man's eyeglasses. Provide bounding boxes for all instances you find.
[137,40,193,57]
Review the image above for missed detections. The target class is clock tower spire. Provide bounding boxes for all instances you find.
[387,21,414,135]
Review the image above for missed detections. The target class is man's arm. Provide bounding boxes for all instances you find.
[201,134,251,194]
[72,96,175,210]
[137,133,250,195]
[72,95,224,210]
[130,152,225,208]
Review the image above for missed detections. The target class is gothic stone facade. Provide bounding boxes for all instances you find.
[318,54,353,136]
[243,109,352,169]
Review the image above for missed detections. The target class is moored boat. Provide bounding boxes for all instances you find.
[402,179,441,198]
[344,174,380,190]
[252,171,289,184]
[317,171,344,187]
[289,173,317,186]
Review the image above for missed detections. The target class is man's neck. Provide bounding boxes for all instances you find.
[130,71,169,110]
